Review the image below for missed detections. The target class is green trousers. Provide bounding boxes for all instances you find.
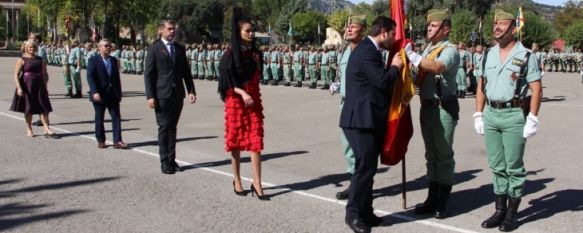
[330,64,337,82]
[197,63,205,77]
[420,104,457,185]
[293,64,303,81]
[190,61,197,77]
[206,62,214,77]
[484,107,526,198]
[308,65,317,85]
[263,64,271,81]
[340,99,355,174]
[214,62,220,78]
[271,63,280,81]
[456,68,467,91]
[284,64,292,82]
[135,59,143,73]
[65,65,82,92]
[128,59,135,72]
[321,65,330,86]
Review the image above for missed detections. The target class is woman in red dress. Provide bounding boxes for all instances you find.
[218,8,267,200]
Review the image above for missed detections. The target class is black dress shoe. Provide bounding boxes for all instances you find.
[336,187,350,200]
[363,214,389,227]
[161,163,176,175]
[173,162,184,172]
[345,218,371,233]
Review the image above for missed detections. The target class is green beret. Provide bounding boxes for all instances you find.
[349,15,366,26]
[427,9,449,23]
[495,9,515,21]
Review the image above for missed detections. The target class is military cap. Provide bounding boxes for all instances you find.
[349,15,366,26]
[427,9,450,23]
[494,9,515,21]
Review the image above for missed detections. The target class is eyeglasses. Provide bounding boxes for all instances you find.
[102,44,112,48]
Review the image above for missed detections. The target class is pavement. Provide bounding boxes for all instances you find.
[0,56,582,233]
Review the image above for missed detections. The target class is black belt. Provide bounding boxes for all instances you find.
[487,99,521,109]
[420,99,439,107]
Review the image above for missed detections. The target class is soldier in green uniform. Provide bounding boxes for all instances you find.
[262,46,271,85]
[214,44,223,81]
[206,44,214,80]
[403,9,460,219]
[128,46,137,74]
[456,42,469,98]
[328,44,338,83]
[190,44,198,79]
[292,45,304,87]
[474,9,542,232]
[135,46,145,75]
[283,46,293,86]
[68,40,83,98]
[197,44,206,80]
[473,45,484,88]
[334,15,366,200]
[320,46,331,89]
[270,46,282,85]
[308,47,319,89]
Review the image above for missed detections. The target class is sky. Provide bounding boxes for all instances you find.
[348,0,565,7]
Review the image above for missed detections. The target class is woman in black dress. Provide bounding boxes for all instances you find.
[10,40,58,138]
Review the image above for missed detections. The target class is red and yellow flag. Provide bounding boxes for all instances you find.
[381,0,415,166]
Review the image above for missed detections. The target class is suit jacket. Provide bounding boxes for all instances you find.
[144,40,196,100]
[339,37,400,130]
[86,54,122,102]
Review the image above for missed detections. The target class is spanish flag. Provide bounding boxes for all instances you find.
[381,0,415,166]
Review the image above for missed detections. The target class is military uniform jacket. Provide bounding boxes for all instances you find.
[479,42,541,102]
[419,40,460,99]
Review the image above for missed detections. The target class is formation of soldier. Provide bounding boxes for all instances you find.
[540,47,583,73]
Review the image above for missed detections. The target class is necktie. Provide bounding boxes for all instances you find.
[168,43,175,58]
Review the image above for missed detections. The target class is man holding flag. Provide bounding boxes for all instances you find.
[340,16,403,233]
[403,9,460,219]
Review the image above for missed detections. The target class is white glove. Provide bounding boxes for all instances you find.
[329,82,340,95]
[473,112,484,135]
[523,113,539,139]
[404,43,422,67]
[541,71,545,77]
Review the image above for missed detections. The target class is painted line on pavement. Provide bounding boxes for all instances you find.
[1,111,478,233]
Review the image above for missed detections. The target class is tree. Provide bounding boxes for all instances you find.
[275,0,308,44]
[521,11,557,49]
[563,20,583,49]
[553,1,583,35]
[290,10,326,45]
[450,9,477,44]
[327,9,350,34]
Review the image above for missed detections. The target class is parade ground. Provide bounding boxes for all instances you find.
[0,56,581,232]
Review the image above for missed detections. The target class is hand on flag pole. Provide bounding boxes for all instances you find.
[404,43,422,67]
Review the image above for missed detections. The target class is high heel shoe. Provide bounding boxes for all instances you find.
[250,183,270,201]
[233,181,247,196]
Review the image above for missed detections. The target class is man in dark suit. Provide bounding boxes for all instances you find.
[86,39,128,149]
[145,20,197,175]
[339,16,403,233]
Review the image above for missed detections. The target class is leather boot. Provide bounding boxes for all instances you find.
[499,196,521,232]
[294,81,302,87]
[64,89,73,98]
[73,90,83,98]
[460,91,466,98]
[414,181,439,215]
[271,80,279,86]
[309,83,317,89]
[284,82,291,86]
[434,183,452,219]
[481,195,507,228]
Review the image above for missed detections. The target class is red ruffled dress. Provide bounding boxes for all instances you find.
[224,50,264,152]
